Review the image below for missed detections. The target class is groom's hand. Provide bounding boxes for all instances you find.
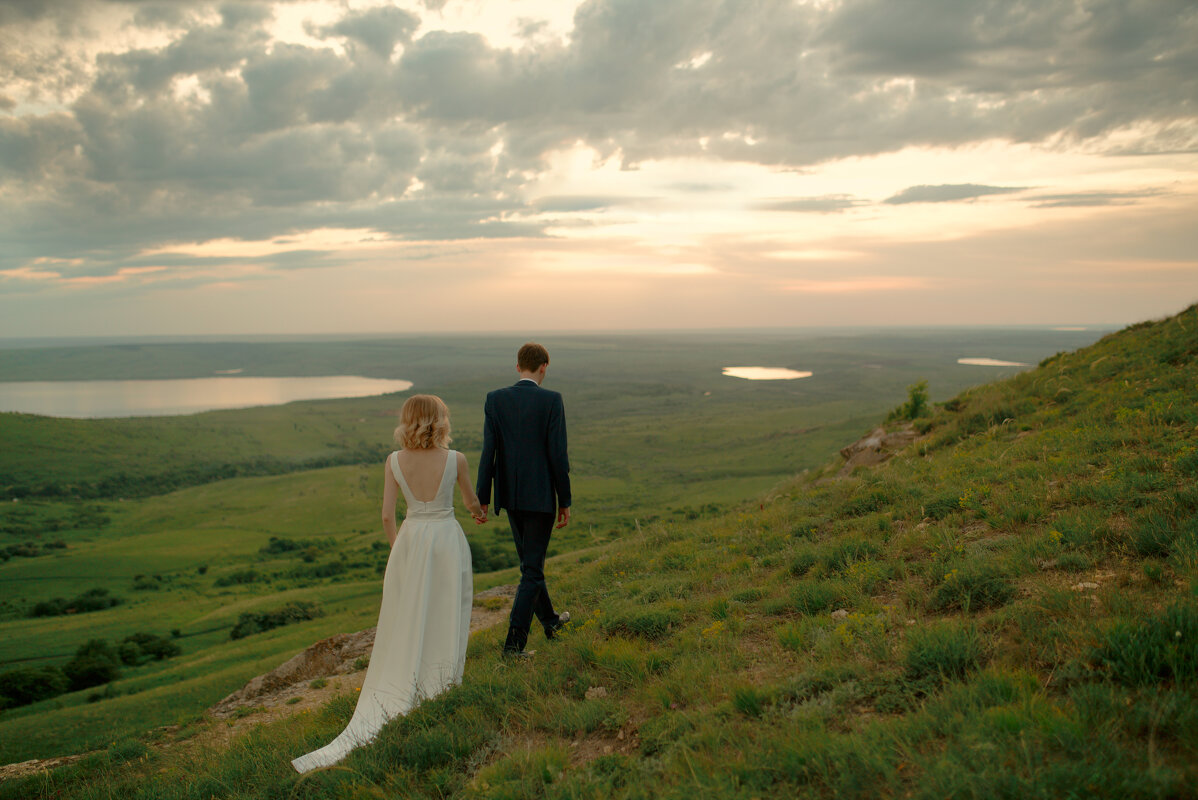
[555,506,570,529]
[474,504,488,525]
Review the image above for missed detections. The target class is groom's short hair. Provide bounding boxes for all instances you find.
[517,342,550,372]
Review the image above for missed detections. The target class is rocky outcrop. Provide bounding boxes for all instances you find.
[207,583,517,718]
[208,629,376,718]
[838,424,918,476]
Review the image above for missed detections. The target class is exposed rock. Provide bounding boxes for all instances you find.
[209,629,376,718]
[209,584,517,719]
[830,609,849,620]
[838,424,918,476]
[585,686,608,700]
[1072,581,1100,591]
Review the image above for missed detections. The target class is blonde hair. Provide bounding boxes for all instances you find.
[394,395,452,450]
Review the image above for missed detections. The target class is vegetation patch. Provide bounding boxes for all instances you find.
[1091,601,1198,687]
[29,587,122,618]
[929,563,1014,612]
[229,601,324,640]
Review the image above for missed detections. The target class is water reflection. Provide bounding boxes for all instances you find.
[957,358,1030,367]
[0,376,413,419]
[722,367,813,380]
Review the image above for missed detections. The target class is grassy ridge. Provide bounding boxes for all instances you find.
[3,310,1193,797]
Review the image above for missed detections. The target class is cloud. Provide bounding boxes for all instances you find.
[884,184,1026,205]
[532,195,638,212]
[756,195,863,213]
[0,0,1196,293]
[318,6,420,60]
[1028,189,1166,208]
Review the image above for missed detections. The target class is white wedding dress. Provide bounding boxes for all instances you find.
[291,449,473,773]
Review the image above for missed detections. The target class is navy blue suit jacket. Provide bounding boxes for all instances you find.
[476,380,572,515]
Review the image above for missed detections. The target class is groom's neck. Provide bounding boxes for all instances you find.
[517,370,543,385]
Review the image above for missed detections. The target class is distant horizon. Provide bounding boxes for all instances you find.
[0,320,1131,348]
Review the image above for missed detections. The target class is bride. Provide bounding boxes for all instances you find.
[292,394,484,773]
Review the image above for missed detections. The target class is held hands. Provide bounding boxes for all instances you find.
[555,506,570,529]
[473,504,488,525]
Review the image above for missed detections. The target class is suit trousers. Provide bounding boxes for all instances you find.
[506,509,558,634]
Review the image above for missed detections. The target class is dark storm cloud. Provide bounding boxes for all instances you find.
[1,0,1195,285]
[884,184,1026,205]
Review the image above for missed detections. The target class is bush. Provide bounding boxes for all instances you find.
[131,574,166,591]
[259,536,303,555]
[118,632,182,665]
[230,601,323,640]
[888,380,930,421]
[0,665,69,709]
[905,621,984,681]
[30,587,122,618]
[289,560,346,579]
[929,563,1014,613]
[213,569,261,587]
[63,639,122,691]
[1091,602,1198,687]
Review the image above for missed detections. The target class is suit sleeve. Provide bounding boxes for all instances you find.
[476,393,497,505]
[548,393,572,508]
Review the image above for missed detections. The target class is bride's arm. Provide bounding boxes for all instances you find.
[381,458,400,546]
[455,452,485,523]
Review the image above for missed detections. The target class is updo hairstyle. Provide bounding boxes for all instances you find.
[394,394,452,450]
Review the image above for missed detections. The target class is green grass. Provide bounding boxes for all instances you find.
[6,314,1197,797]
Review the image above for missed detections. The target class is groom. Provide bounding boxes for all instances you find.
[476,342,572,656]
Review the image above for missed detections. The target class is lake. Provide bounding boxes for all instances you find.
[723,366,813,380]
[0,376,414,418]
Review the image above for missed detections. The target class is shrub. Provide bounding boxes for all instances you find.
[888,380,930,421]
[30,587,122,618]
[131,574,166,591]
[213,569,261,587]
[929,563,1014,613]
[117,632,182,665]
[289,560,346,579]
[0,665,69,709]
[259,536,303,555]
[230,601,323,640]
[63,639,122,691]
[1091,602,1198,687]
[905,621,984,682]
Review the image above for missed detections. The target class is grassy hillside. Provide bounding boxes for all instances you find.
[4,329,1075,763]
[4,308,1193,798]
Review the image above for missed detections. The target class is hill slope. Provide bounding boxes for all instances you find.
[3,307,1196,799]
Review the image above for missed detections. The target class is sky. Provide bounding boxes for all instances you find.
[1,0,1196,336]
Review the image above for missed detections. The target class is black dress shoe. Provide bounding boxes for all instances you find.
[503,625,529,656]
[544,611,571,640]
